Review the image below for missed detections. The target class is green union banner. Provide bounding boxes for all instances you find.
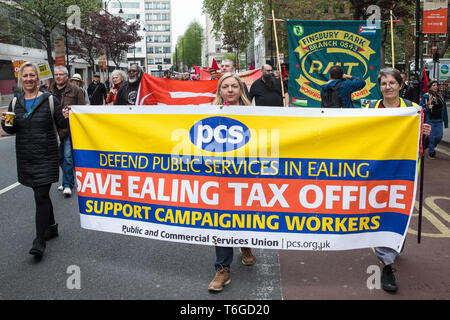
[287,20,382,107]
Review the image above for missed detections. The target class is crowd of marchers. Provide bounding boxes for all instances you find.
[1,59,446,295]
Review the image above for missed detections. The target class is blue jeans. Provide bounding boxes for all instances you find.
[59,136,74,189]
[215,246,233,270]
[427,119,443,156]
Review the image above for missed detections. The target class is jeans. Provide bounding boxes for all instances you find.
[59,136,74,189]
[215,246,233,270]
[32,184,55,241]
[427,120,443,156]
[375,247,398,266]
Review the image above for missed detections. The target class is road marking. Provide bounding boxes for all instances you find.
[409,198,450,238]
[0,182,20,195]
[436,146,450,156]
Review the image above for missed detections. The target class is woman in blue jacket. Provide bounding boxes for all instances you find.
[420,80,449,159]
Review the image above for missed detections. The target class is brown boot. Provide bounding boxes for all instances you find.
[240,247,255,266]
[208,267,231,292]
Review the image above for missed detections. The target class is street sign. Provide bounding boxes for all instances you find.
[37,61,53,80]
[54,36,66,66]
[423,0,449,34]
[12,60,25,78]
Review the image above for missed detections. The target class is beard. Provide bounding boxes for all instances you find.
[263,74,275,88]
[129,76,137,84]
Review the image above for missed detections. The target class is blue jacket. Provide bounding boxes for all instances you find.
[420,93,449,128]
[321,76,366,108]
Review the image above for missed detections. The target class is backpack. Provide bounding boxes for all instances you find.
[321,80,343,108]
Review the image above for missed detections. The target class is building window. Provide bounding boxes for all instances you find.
[145,13,170,21]
[145,1,170,10]
[112,2,140,9]
[146,24,170,32]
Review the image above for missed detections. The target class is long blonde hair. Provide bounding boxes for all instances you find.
[213,72,252,106]
[17,62,40,91]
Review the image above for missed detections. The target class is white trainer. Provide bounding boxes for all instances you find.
[63,187,72,197]
[58,185,63,191]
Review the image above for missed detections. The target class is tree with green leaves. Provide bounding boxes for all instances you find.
[347,0,415,67]
[174,21,203,71]
[203,0,264,68]
[261,0,417,68]
[0,0,100,70]
[261,0,351,66]
[182,21,204,69]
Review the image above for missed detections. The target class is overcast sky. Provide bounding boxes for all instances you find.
[171,0,205,50]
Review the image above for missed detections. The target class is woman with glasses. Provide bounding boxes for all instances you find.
[365,68,431,293]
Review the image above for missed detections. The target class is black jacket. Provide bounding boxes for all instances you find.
[1,92,67,187]
[115,78,141,105]
[87,82,107,105]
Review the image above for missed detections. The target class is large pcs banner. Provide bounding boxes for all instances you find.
[287,20,382,107]
[70,106,421,252]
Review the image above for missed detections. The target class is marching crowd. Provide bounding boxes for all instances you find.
[1,59,447,295]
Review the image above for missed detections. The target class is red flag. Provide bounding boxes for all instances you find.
[199,69,212,80]
[137,74,218,105]
[238,69,262,89]
[211,58,220,70]
[249,62,255,70]
[193,65,201,74]
[282,65,288,79]
[423,67,429,93]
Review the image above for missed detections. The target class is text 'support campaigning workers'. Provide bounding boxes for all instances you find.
[70,106,421,252]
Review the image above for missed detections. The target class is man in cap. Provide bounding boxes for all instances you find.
[87,74,107,105]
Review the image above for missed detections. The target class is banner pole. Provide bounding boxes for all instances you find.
[390,10,395,68]
[271,10,286,107]
[418,154,424,243]
[418,110,425,243]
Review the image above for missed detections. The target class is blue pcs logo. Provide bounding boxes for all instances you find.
[190,116,251,152]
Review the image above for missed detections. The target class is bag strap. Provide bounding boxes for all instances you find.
[49,95,57,130]
[11,97,17,112]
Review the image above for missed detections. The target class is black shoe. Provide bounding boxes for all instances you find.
[381,265,398,293]
[29,238,46,257]
[44,224,59,241]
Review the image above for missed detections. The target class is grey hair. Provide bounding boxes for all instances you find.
[377,68,402,86]
[221,59,235,67]
[54,65,69,75]
[129,63,143,75]
[111,69,128,82]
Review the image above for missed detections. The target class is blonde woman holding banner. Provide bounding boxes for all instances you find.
[208,72,253,292]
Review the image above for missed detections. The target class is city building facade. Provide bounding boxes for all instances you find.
[202,13,266,71]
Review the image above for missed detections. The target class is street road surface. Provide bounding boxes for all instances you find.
[0,133,449,302]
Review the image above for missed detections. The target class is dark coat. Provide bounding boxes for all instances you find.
[48,81,85,138]
[321,77,366,108]
[1,92,67,187]
[87,82,107,105]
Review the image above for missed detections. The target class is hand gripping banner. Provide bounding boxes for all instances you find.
[287,20,382,107]
[70,106,421,252]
